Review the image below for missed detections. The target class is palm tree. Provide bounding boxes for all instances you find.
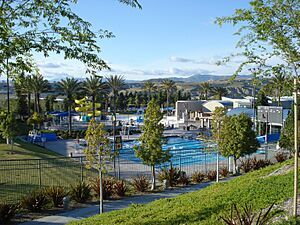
[106,75,125,179]
[31,73,49,114]
[161,79,177,115]
[271,71,287,106]
[82,75,106,118]
[200,82,211,100]
[143,81,156,101]
[213,87,228,100]
[58,77,81,135]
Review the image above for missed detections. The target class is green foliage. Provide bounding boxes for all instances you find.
[70,181,91,203]
[0,111,18,141]
[69,160,294,225]
[220,203,275,225]
[212,107,227,142]
[21,189,49,212]
[45,186,68,207]
[134,99,171,166]
[131,175,150,192]
[0,202,18,224]
[134,99,171,189]
[279,109,294,152]
[218,114,259,164]
[27,112,43,128]
[84,119,111,170]
[191,171,206,183]
[216,0,299,79]
[255,91,269,108]
[158,166,181,187]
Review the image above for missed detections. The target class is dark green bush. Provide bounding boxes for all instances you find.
[113,180,127,197]
[158,166,181,187]
[191,171,205,183]
[21,189,49,212]
[0,203,18,224]
[207,170,217,181]
[131,175,150,192]
[220,167,229,177]
[70,181,91,203]
[45,186,68,207]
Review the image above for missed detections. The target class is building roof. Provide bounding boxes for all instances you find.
[227,108,254,118]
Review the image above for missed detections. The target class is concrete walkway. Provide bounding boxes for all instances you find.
[20,179,226,225]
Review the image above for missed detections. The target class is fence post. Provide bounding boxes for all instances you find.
[38,159,42,188]
[205,153,207,174]
[179,150,182,171]
[80,157,83,182]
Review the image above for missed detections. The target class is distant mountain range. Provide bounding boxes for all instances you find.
[126,74,253,83]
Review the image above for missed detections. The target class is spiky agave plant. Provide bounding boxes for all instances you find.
[220,203,275,225]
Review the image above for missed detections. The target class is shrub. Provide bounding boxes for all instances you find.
[45,186,68,207]
[220,202,274,225]
[191,171,205,183]
[113,180,127,197]
[207,170,217,181]
[132,175,150,192]
[177,171,190,185]
[251,158,271,170]
[240,158,252,173]
[220,167,229,177]
[158,166,181,187]
[90,177,115,200]
[21,189,49,212]
[0,203,17,224]
[275,152,288,163]
[70,181,91,203]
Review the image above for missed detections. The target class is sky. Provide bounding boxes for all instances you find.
[35,0,252,81]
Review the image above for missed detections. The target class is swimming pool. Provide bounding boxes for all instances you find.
[120,137,226,168]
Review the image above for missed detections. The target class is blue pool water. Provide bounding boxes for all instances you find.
[120,137,226,168]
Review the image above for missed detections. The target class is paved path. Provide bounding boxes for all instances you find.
[20,179,230,225]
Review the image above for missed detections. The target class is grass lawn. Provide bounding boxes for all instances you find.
[0,139,97,203]
[69,160,296,225]
[0,139,59,160]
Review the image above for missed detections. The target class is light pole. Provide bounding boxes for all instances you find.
[216,120,220,183]
[293,78,298,218]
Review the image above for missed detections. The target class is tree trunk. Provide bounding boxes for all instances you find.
[27,93,31,116]
[6,72,10,113]
[92,95,95,118]
[233,156,237,174]
[37,93,40,114]
[68,104,72,136]
[99,155,103,214]
[166,92,169,115]
[151,164,156,190]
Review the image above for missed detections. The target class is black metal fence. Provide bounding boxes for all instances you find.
[0,149,230,204]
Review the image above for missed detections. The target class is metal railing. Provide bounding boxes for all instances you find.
[0,146,275,203]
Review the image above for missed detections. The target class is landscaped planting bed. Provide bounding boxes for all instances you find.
[69,160,295,225]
